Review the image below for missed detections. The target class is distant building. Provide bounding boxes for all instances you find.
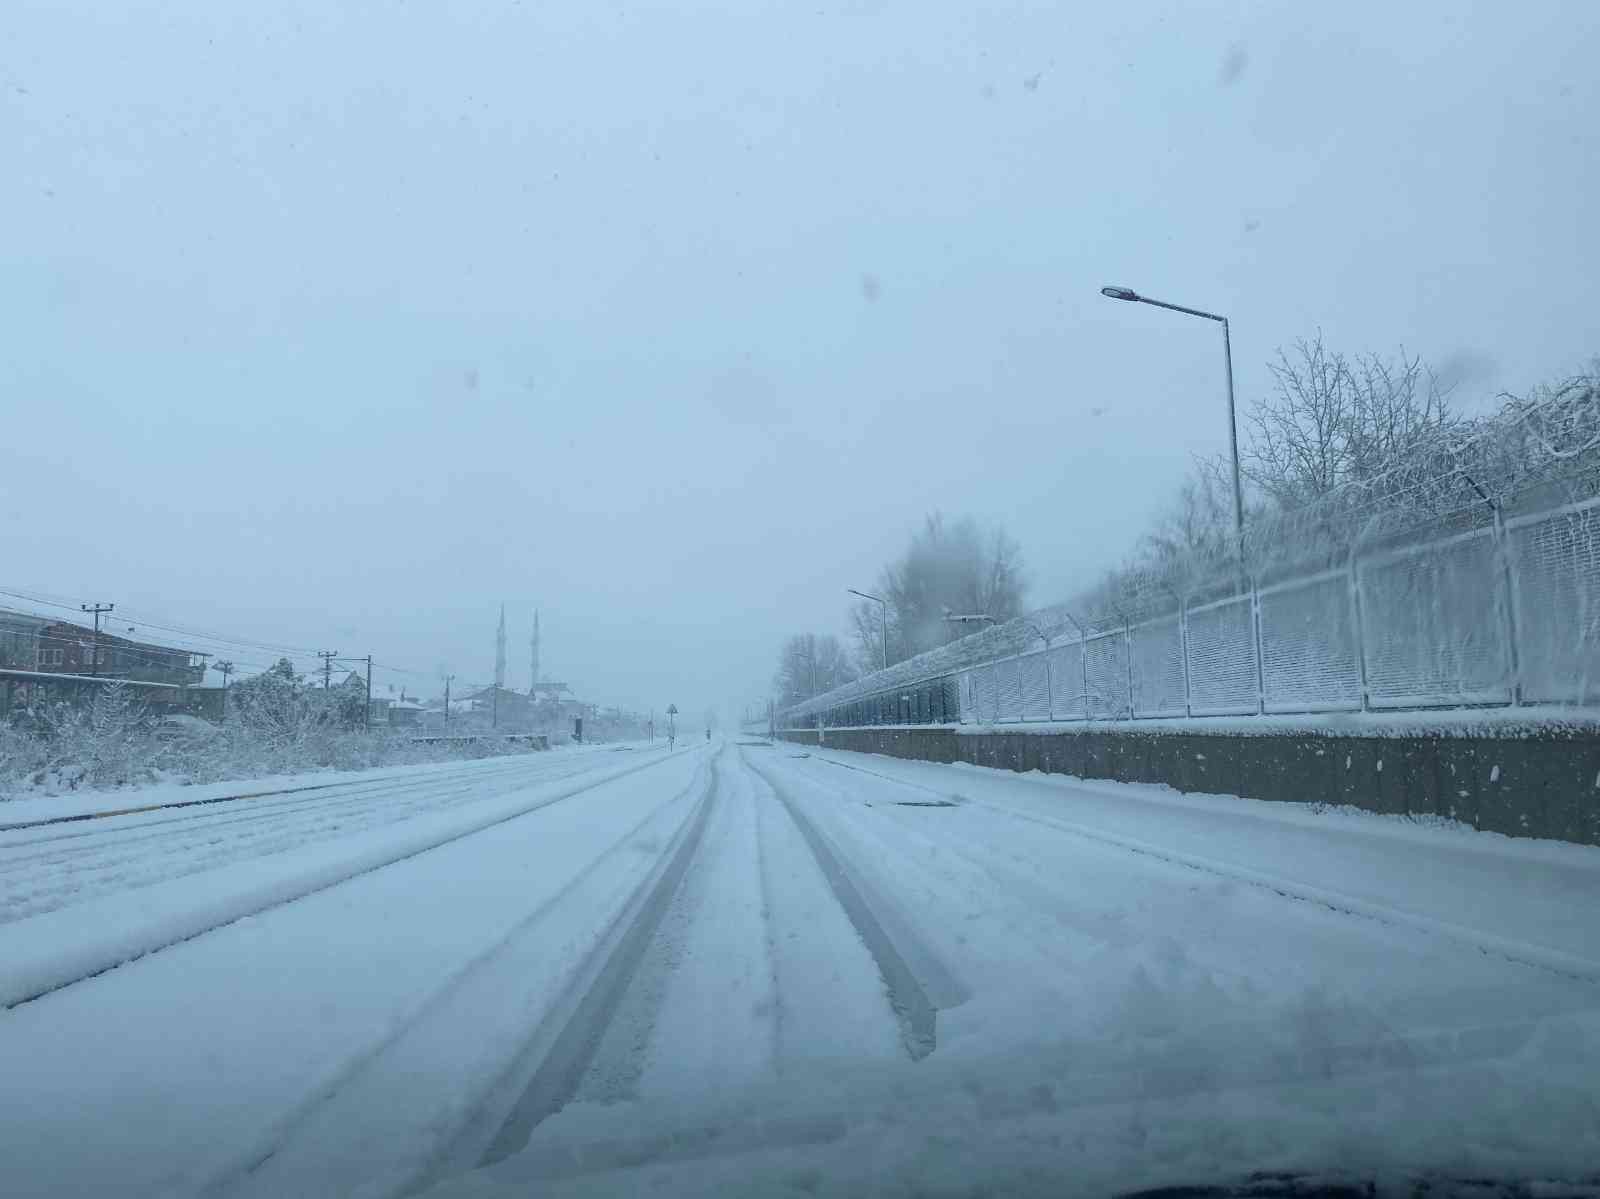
[388,699,425,727]
[32,619,206,686]
[456,684,534,729]
[1,608,209,720]
[368,681,427,727]
[0,609,48,671]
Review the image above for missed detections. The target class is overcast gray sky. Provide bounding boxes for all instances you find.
[3,0,1596,720]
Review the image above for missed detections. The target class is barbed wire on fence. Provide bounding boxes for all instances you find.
[780,483,1600,729]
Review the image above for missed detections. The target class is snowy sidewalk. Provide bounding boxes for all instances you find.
[798,745,1600,971]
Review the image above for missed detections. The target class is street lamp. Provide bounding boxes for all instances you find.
[846,588,889,673]
[944,612,1049,650]
[944,612,996,628]
[1100,285,1245,562]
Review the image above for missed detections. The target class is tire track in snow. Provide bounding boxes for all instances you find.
[0,754,577,854]
[737,749,905,1076]
[1,759,616,925]
[0,746,704,1009]
[570,745,781,1108]
[748,754,789,1072]
[0,752,578,834]
[743,750,944,1060]
[0,761,601,883]
[456,746,903,1187]
[227,744,894,1197]
[193,756,716,1199]
[473,751,722,1166]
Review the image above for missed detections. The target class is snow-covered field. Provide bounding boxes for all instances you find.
[2,740,1597,1197]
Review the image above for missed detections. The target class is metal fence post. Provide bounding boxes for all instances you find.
[1493,506,1524,705]
[1349,553,1371,711]
[1179,598,1193,718]
[1073,635,1084,720]
[1124,622,1135,720]
[1251,577,1267,715]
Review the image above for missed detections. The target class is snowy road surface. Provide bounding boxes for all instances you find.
[2,740,1598,1197]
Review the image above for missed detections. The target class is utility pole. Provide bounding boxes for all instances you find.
[215,660,235,722]
[443,675,454,732]
[362,655,373,731]
[318,649,338,690]
[495,604,507,691]
[80,603,113,678]
[529,609,540,696]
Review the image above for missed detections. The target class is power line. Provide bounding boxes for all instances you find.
[0,589,443,682]
[0,621,320,679]
[0,586,322,657]
[2,587,632,710]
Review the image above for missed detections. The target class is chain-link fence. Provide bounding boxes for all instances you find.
[782,492,1600,731]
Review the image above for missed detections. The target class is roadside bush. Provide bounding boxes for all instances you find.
[1,698,536,800]
[0,653,551,801]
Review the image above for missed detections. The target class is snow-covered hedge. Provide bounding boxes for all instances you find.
[0,682,532,800]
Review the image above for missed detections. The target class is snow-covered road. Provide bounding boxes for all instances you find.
[2,741,1598,1197]
[0,749,658,926]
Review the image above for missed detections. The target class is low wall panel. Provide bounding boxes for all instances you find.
[776,725,1600,846]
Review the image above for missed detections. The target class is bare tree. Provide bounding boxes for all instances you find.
[1246,334,1463,509]
[1065,344,1598,623]
[847,599,891,677]
[773,633,857,706]
[1140,456,1236,593]
[1468,360,1600,497]
[861,513,1027,665]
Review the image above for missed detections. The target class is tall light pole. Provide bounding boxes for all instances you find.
[846,588,889,672]
[1100,286,1245,563]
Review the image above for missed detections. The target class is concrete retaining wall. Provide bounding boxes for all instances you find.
[776,725,1600,847]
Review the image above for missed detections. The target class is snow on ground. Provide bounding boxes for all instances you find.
[1,746,713,1198]
[2,741,1598,1197]
[0,748,643,927]
[812,750,1600,970]
[0,738,626,827]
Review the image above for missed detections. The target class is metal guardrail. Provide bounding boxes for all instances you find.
[408,733,549,749]
[780,492,1600,730]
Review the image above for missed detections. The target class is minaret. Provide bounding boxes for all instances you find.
[494,603,507,691]
[529,610,540,696]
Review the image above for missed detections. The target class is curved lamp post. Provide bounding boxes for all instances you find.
[1101,285,1245,563]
